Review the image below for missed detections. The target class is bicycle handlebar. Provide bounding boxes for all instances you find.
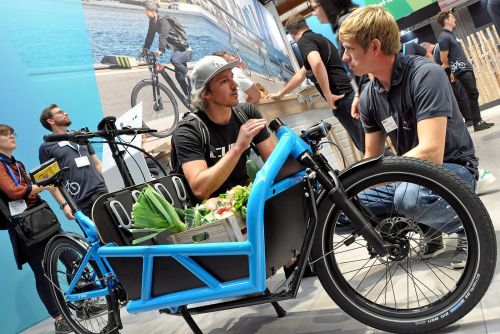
[43,127,156,143]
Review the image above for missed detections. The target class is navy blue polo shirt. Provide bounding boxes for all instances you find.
[358,53,478,177]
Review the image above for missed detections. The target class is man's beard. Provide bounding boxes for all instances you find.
[55,119,72,127]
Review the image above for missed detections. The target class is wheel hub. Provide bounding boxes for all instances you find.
[375,217,427,262]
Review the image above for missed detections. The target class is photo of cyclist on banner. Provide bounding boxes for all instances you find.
[142,0,192,99]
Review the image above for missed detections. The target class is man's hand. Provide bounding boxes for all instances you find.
[154,50,162,57]
[325,92,345,110]
[351,95,360,119]
[265,92,283,100]
[63,205,75,220]
[234,119,267,152]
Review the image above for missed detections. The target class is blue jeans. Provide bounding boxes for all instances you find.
[357,163,476,234]
[170,49,192,97]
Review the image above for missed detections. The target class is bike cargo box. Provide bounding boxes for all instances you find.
[92,162,307,301]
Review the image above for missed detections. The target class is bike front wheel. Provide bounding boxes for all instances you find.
[311,157,496,333]
[44,236,121,334]
[131,80,179,138]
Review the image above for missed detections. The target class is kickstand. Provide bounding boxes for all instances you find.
[265,288,286,318]
[179,306,203,334]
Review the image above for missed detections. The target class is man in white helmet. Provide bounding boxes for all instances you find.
[170,56,275,200]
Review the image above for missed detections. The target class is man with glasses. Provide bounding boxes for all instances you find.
[39,104,108,217]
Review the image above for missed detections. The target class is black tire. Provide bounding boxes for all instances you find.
[45,237,120,334]
[131,80,179,138]
[311,157,496,333]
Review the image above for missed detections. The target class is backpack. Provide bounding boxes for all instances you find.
[163,16,189,51]
[170,106,258,174]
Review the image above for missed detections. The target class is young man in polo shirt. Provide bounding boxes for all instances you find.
[339,6,479,269]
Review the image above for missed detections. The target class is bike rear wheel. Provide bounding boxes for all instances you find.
[311,157,496,333]
[44,237,120,334]
[131,80,179,138]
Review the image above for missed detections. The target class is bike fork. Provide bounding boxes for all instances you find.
[299,152,396,258]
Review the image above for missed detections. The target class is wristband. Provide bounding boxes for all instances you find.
[60,202,68,210]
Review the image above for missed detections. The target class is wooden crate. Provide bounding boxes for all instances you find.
[167,214,247,244]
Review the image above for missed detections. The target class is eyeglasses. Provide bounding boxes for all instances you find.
[51,109,65,116]
[0,133,16,138]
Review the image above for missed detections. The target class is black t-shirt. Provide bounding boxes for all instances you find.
[297,30,352,96]
[39,141,108,206]
[359,54,478,177]
[437,29,472,73]
[172,104,270,198]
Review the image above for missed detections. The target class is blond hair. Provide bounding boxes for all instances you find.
[339,6,401,55]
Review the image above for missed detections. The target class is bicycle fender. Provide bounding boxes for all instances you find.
[42,232,89,272]
[316,155,383,207]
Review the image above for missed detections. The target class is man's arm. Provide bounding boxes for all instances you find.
[244,85,262,105]
[48,187,75,220]
[363,131,386,159]
[182,119,268,200]
[440,50,450,69]
[266,67,307,99]
[143,19,156,50]
[254,136,276,162]
[307,51,344,109]
[403,116,447,164]
[90,154,103,175]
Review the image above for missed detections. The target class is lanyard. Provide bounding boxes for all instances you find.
[0,157,23,186]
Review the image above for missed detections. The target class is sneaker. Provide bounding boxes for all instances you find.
[451,235,468,269]
[76,302,108,319]
[465,120,474,127]
[476,169,496,195]
[474,120,493,132]
[421,232,446,259]
[54,317,72,334]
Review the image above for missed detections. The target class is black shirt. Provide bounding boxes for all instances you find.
[172,104,270,198]
[143,16,172,53]
[437,29,472,73]
[359,53,478,177]
[39,141,108,206]
[297,30,352,96]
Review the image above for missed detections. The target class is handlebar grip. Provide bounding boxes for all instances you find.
[43,131,80,142]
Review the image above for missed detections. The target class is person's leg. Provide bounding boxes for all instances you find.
[455,71,481,122]
[333,91,365,152]
[170,50,192,96]
[25,241,61,318]
[394,163,475,234]
[451,80,472,123]
[456,70,493,131]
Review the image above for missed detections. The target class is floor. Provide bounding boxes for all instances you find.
[23,105,500,334]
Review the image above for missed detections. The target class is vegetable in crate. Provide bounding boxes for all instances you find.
[129,185,186,244]
[182,184,251,228]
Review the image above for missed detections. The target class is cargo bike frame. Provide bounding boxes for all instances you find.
[41,117,496,334]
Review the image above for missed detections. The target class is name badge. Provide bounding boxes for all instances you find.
[382,116,398,133]
[9,199,27,216]
[75,156,90,168]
